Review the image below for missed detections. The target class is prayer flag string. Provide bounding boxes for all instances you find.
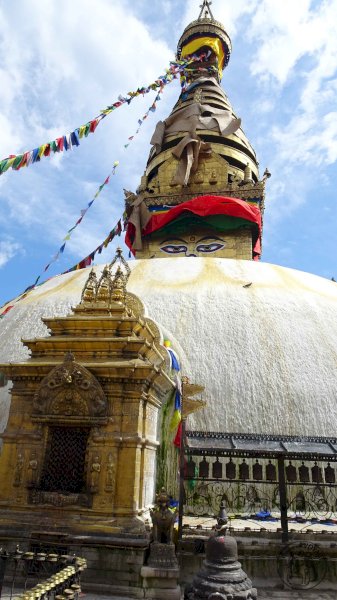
[0,214,123,318]
[0,87,165,318]
[41,161,120,276]
[0,52,216,319]
[0,53,215,176]
[40,85,163,277]
[62,219,123,274]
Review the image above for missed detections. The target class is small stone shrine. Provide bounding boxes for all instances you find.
[186,502,257,600]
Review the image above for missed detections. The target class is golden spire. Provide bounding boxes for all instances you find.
[124,3,267,262]
[109,246,131,279]
[177,6,232,73]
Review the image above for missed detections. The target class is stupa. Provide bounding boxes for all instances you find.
[1,2,336,438]
[0,0,337,593]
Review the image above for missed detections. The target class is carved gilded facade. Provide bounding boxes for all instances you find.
[0,252,176,534]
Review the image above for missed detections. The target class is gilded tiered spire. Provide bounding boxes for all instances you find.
[125,4,268,262]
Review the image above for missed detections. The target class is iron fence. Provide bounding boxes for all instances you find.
[179,429,337,542]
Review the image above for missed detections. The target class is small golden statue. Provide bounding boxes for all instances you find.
[105,452,116,493]
[27,451,38,488]
[90,455,101,492]
[13,452,24,487]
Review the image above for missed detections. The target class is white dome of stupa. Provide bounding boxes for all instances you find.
[1,257,337,438]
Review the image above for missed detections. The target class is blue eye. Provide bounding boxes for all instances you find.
[196,243,225,253]
[160,245,187,254]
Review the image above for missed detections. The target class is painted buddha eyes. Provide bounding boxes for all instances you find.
[160,244,187,254]
[160,240,225,255]
[196,242,225,253]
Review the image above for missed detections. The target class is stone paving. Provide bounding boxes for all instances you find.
[3,588,336,599]
[79,592,337,600]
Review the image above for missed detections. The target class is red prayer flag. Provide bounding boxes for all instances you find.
[173,421,182,448]
[1,305,14,316]
[89,120,98,133]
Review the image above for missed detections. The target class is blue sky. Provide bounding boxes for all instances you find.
[0,0,337,306]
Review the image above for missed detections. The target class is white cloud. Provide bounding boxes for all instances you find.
[183,0,258,39]
[272,110,337,167]
[247,0,337,170]
[0,0,175,261]
[0,240,21,268]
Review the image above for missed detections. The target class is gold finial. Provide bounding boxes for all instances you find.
[103,248,131,303]
[109,247,131,278]
[198,0,214,20]
[81,268,98,303]
[96,266,111,302]
[111,266,128,303]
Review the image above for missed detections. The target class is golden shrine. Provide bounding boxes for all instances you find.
[0,251,176,540]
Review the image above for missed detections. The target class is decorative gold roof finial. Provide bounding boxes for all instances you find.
[109,247,131,303]
[111,266,127,303]
[96,266,112,303]
[80,268,98,304]
[109,247,131,279]
[198,0,214,20]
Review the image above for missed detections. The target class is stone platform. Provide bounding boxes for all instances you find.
[182,515,337,535]
[3,590,337,600]
[79,594,336,600]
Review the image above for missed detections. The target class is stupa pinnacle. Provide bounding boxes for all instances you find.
[125,3,267,261]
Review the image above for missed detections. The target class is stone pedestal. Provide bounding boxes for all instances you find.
[141,566,181,600]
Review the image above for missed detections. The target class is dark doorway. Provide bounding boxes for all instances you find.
[40,426,90,493]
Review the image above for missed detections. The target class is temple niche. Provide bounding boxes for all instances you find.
[0,251,186,586]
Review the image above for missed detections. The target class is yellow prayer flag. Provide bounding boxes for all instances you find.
[181,36,225,79]
[169,409,181,432]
